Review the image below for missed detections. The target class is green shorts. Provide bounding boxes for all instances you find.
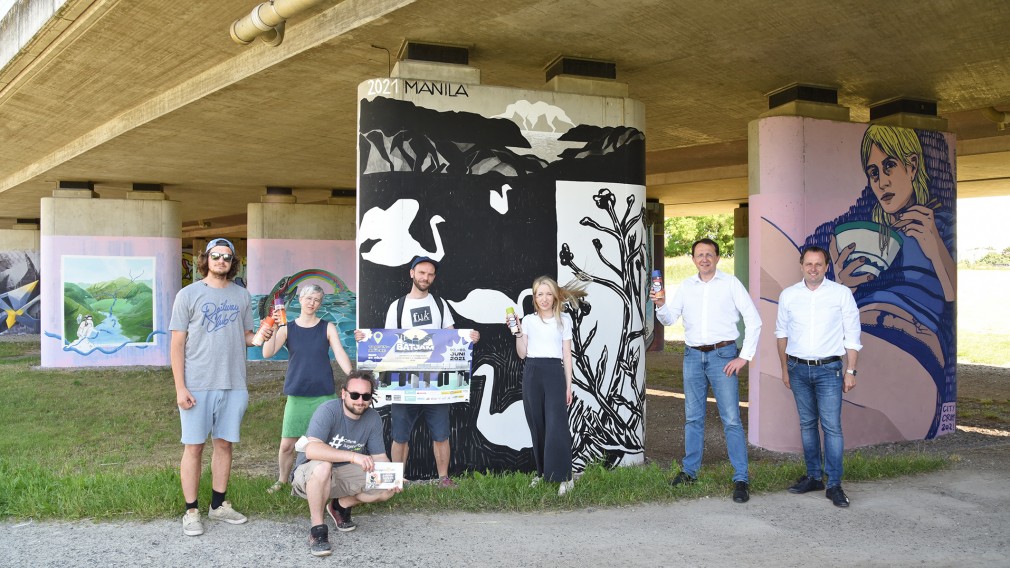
[281,394,336,438]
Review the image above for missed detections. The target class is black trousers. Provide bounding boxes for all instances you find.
[522,357,572,482]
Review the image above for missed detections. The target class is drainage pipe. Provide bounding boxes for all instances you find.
[980,107,1010,130]
[230,0,327,46]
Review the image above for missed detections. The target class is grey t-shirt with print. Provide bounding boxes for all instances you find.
[293,400,385,472]
[169,280,253,391]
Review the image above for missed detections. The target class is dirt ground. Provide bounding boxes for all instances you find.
[642,344,1010,471]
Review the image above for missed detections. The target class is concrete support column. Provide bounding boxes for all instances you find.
[246,187,358,361]
[0,218,42,335]
[748,89,957,451]
[40,181,181,367]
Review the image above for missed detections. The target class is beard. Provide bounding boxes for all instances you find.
[343,398,368,417]
[413,277,431,291]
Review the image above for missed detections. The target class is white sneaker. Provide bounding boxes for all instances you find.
[208,501,248,525]
[558,479,574,496]
[182,509,204,536]
[529,476,542,488]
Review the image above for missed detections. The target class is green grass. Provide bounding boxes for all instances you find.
[0,339,954,521]
[957,330,1010,367]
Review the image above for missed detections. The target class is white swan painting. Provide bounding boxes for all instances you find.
[358,199,445,267]
[447,288,531,326]
[489,183,511,215]
[474,363,531,450]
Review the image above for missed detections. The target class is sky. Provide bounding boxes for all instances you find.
[958,195,1010,260]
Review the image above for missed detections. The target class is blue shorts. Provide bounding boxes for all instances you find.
[179,389,249,444]
[391,403,450,443]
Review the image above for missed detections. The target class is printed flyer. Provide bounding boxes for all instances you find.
[357,328,473,404]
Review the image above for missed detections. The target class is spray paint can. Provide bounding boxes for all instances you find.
[651,269,664,299]
[252,316,275,347]
[506,307,520,335]
[273,296,287,327]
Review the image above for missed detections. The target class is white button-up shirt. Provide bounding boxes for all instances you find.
[775,278,862,359]
[656,270,762,360]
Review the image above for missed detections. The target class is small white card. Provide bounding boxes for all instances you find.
[365,462,404,490]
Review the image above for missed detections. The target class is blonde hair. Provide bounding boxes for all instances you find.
[531,276,587,328]
[860,125,931,252]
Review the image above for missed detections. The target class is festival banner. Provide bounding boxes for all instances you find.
[356,328,473,404]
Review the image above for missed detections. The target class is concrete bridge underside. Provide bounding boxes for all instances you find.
[2,0,1009,234]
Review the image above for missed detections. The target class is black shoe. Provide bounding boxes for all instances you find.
[308,524,332,557]
[732,481,750,503]
[327,498,357,532]
[826,485,850,508]
[787,475,826,494]
[670,471,696,486]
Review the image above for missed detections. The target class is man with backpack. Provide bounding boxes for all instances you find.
[382,256,478,488]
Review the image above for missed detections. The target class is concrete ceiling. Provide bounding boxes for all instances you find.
[2,0,1009,233]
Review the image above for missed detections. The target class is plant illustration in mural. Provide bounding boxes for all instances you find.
[559,187,648,469]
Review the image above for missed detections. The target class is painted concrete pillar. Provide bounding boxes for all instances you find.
[356,57,646,477]
[246,188,358,361]
[40,183,181,366]
[749,115,957,450]
[0,219,42,335]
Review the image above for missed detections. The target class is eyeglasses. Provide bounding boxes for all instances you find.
[209,252,234,262]
[346,391,373,401]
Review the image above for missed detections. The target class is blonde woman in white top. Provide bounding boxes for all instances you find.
[512,276,584,496]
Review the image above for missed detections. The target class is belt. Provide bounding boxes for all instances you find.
[788,355,841,366]
[690,340,735,352]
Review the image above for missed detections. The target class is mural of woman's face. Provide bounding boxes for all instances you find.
[865,144,918,215]
[535,283,555,315]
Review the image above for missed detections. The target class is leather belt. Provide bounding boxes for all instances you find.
[788,355,841,366]
[690,340,735,352]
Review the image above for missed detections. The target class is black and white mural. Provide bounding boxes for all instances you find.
[357,79,646,477]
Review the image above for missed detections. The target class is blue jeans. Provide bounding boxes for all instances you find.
[682,344,748,482]
[787,358,844,487]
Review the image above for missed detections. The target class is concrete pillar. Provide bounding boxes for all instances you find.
[733,203,749,289]
[357,56,647,478]
[245,187,358,361]
[40,182,181,367]
[748,95,957,450]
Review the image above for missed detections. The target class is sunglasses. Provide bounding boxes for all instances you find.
[346,391,373,401]
[208,252,234,262]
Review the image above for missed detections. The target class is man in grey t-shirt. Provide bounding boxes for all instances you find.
[170,238,265,537]
[291,371,400,557]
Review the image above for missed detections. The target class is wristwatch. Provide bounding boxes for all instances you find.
[846,369,858,376]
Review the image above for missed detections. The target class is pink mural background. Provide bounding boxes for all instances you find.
[40,236,180,367]
[750,116,956,451]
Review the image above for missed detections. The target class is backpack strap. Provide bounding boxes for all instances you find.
[396,295,407,328]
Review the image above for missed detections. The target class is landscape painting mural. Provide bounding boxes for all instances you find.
[61,255,157,351]
[40,236,178,367]
[357,78,646,478]
[751,117,956,450]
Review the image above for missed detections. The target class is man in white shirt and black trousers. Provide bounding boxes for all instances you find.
[651,238,762,503]
[776,245,862,508]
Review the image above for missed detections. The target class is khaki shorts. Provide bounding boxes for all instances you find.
[291,460,385,500]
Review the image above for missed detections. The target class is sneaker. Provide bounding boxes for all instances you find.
[529,475,542,488]
[670,471,696,486]
[308,524,332,557]
[182,508,204,536]
[326,498,357,532]
[558,479,574,496]
[826,485,850,508]
[208,501,248,525]
[732,481,750,503]
[438,476,458,489]
[787,475,826,494]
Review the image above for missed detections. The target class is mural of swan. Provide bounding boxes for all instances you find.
[489,183,512,215]
[475,363,531,450]
[358,199,445,267]
[448,288,532,325]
